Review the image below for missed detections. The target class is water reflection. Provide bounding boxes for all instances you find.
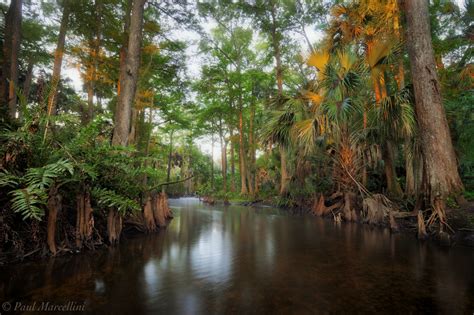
[1,197,473,314]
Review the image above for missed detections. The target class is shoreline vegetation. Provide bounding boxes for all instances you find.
[200,195,474,247]
[1,0,474,266]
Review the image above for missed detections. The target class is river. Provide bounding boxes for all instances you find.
[1,197,473,314]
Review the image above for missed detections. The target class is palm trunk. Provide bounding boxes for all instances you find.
[279,146,290,195]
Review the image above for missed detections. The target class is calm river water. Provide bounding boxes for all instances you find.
[1,197,473,314]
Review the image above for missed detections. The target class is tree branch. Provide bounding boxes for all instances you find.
[149,175,194,191]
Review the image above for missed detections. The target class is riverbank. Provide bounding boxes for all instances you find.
[0,193,174,266]
[202,195,474,247]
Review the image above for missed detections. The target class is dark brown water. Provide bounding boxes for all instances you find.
[1,198,474,314]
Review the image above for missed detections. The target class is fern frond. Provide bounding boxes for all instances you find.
[92,188,141,214]
[0,170,19,188]
[25,159,74,189]
[9,187,47,220]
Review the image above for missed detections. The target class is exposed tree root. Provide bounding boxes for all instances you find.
[123,192,172,234]
[75,191,94,249]
[143,195,157,232]
[107,209,122,244]
[343,192,358,222]
[152,192,171,227]
[417,210,428,239]
[362,194,392,225]
[202,196,215,205]
[311,194,343,217]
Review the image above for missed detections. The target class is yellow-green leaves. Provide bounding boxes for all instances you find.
[307,50,330,72]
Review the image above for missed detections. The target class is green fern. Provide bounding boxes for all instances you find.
[24,159,74,190]
[10,187,47,220]
[0,170,19,188]
[92,188,141,214]
[2,160,74,221]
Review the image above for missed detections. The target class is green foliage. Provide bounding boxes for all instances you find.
[24,159,73,190]
[0,160,74,220]
[10,187,46,221]
[0,170,19,188]
[464,190,474,201]
[92,188,141,215]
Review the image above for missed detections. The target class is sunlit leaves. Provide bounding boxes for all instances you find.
[305,91,323,106]
[307,50,330,72]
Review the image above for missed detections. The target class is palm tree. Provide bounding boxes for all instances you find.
[325,1,412,197]
[286,49,369,220]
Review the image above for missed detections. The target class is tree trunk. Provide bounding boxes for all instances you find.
[86,77,94,123]
[247,103,255,196]
[279,146,290,195]
[22,61,34,104]
[270,2,290,197]
[117,0,132,98]
[230,128,236,192]
[211,134,215,190]
[128,107,138,144]
[238,109,248,195]
[112,0,146,146]
[404,141,416,197]
[47,186,62,255]
[1,0,22,120]
[383,140,403,197]
[141,108,153,188]
[46,0,70,117]
[401,0,463,201]
[270,3,283,94]
[219,122,227,193]
[164,129,174,193]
